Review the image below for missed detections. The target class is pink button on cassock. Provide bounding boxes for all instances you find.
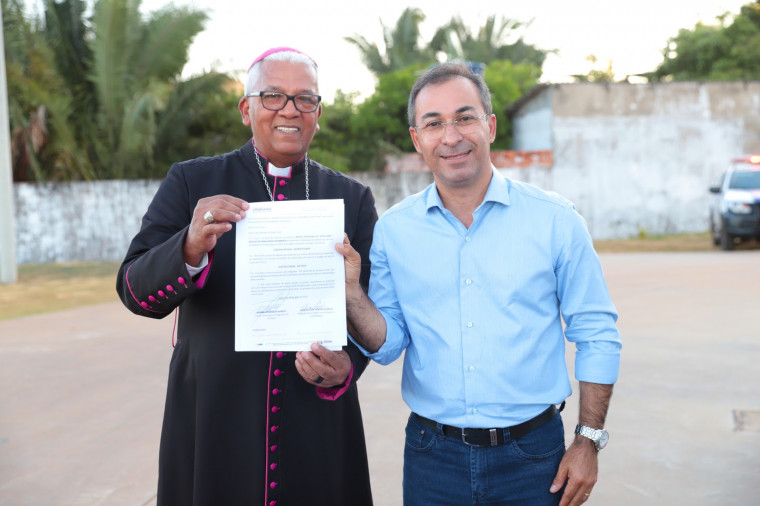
[274,369,283,376]
[276,352,285,359]
[270,463,278,470]
[178,276,187,287]
[140,301,149,308]
[277,194,286,201]
[279,180,287,186]
[270,445,278,452]
[158,290,166,298]
[269,481,277,489]
[271,406,280,413]
[272,388,280,395]
[166,284,176,294]
[270,501,277,506]
[148,295,157,302]
[270,425,278,433]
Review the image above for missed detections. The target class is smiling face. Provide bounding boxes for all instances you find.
[238,59,321,167]
[409,76,496,195]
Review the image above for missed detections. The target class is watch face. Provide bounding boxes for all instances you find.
[597,430,609,450]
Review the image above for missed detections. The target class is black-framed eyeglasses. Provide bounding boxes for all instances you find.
[245,91,322,113]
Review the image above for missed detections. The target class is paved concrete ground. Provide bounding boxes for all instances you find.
[1,251,759,505]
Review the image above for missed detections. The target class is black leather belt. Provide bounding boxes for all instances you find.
[412,403,562,447]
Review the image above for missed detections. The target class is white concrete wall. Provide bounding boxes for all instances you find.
[511,82,760,239]
[13,180,161,264]
[11,173,434,264]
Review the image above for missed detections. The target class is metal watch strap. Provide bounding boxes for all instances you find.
[575,424,608,450]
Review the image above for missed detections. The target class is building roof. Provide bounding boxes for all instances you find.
[505,83,552,119]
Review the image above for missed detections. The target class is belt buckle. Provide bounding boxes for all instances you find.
[460,428,499,447]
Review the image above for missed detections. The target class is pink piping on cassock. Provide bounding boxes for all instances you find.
[125,263,161,314]
[264,351,274,505]
[316,363,355,401]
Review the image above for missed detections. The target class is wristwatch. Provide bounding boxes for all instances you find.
[574,424,609,450]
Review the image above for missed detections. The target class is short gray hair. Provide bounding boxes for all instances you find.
[407,62,492,126]
[244,51,319,95]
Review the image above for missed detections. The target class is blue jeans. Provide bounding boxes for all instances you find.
[403,411,566,505]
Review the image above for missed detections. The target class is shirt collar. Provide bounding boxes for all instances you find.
[424,165,511,212]
[243,139,307,177]
[483,167,511,206]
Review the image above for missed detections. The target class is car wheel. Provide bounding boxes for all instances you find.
[709,216,720,246]
[720,223,735,251]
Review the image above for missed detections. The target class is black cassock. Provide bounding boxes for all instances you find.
[117,140,377,506]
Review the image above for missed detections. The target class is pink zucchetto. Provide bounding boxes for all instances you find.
[248,47,318,71]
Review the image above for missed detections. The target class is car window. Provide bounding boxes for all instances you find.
[728,170,760,190]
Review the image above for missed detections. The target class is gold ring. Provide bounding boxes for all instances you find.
[584,492,591,497]
[203,211,215,224]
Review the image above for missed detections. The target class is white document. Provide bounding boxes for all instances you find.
[235,199,346,351]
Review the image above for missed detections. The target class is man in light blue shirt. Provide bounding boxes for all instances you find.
[335,63,621,505]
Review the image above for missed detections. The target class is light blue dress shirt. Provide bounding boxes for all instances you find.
[354,168,622,428]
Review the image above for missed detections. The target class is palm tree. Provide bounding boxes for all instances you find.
[87,0,210,178]
[4,0,87,180]
[344,7,434,77]
[429,15,550,68]
[5,0,233,180]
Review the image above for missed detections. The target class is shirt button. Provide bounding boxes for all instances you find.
[465,236,472,242]
[472,408,479,414]
[465,279,472,285]
[467,322,473,328]
[469,366,475,372]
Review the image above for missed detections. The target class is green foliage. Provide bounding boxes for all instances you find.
[153,75,250,173]
[348,64,424,171]
[5,0,244,181]
[311,66,424,173]
[4,0,92,180]
[651,1,760,81]
[430,15,551,69]
[309,90,360,172]
[344,8,433,77]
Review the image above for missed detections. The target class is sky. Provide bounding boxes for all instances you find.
[139,0,749,102]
